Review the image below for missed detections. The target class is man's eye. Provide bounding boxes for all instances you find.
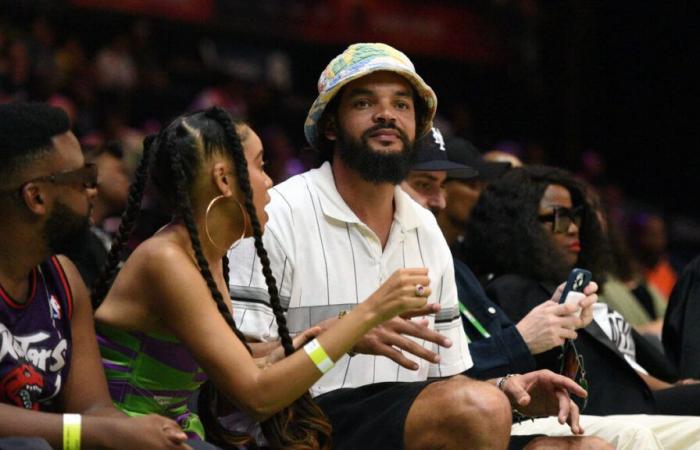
[414,182,431,191]
[396,101,411,110]
[354,99,371,108]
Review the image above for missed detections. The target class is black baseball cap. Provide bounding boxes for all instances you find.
[444,137,511,181]
[412,128,478,179]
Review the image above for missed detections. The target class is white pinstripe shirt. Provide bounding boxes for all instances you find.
[228,162,472,397]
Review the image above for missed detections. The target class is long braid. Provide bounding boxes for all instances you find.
[167,134,251,349]
[167,130,257,449]
[205,108,295,355]
[206,107,331,450]
[90,135,156,309]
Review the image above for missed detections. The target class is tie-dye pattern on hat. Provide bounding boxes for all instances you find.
[304,43,437,150]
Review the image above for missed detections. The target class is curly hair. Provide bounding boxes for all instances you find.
[462,164,609,285]
[92,107,331,449]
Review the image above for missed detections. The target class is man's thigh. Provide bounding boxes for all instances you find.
[511,415,666,450]
[315,381,434,450]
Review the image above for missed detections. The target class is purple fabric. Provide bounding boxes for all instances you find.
[0,259,72,411]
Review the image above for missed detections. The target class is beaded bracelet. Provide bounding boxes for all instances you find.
[63,414,81,450]
[303,338,335,374]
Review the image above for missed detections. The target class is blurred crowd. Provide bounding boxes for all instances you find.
[3,11,694,289]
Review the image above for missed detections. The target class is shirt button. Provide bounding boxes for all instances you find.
[488,307,496,314]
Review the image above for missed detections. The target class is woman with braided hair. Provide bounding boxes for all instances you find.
[92,107,432,449]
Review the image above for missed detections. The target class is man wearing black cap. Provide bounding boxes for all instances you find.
[401,128,477,215]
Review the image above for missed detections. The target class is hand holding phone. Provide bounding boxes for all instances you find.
[559,268,592,317]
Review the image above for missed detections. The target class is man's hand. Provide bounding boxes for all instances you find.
[498,370,587,435]
[257,326,324,367]
[518,282,599,355]
[352,304,452,370]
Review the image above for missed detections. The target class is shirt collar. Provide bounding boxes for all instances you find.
[310,162,421,231]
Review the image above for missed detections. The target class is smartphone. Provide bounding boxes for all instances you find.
[559,268,592,315]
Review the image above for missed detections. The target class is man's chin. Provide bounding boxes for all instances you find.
[367,140,405,154]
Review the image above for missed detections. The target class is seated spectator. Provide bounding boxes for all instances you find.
[402,131,700,450]
[92,106,432,448]
[664,254,700,379]
[464,165,700,417]
[0,102,189,449]
[588,190,666,336]
[435,137,511,249]
[229,42,603,450]
[628,212,678,300]
[64,142,130,290]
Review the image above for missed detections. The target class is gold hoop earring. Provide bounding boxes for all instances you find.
[205,195,247,252]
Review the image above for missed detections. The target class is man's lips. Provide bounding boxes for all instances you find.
[370,129,400,139]
[568,241,581,252]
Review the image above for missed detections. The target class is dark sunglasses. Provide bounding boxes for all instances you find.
[19,164,98,192]
[538,206,583,234]
[559,339,588,411]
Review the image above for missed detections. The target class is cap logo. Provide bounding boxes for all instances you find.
[431,127,446,151]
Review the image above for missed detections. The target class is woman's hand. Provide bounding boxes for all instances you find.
[107,414,191,449]
[550,281,599,329]
[364,268,431,323]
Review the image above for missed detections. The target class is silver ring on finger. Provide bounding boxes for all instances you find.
[415,284,426,297]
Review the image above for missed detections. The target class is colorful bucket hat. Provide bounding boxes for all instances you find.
[304,43,438,150]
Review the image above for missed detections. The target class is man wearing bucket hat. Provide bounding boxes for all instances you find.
[228,43,590,449]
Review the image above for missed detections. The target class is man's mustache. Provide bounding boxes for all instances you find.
[362,123,409,141]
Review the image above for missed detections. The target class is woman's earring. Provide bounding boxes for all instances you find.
[204,195,247,252]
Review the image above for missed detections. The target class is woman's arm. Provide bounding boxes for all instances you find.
[147,246,429,420]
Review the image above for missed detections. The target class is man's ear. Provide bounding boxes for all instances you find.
[324,117,338,141]
[20,183,48,216]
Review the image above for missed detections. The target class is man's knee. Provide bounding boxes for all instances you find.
[406,376,511,450]
[441,376,512,430]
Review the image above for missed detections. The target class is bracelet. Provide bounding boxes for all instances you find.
[496,373,517,391]
[337,310,357,357]
[303,338,335,374]
[63,414,81,450]
[512,408,536,424]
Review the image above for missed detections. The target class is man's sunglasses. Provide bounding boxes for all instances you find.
[538,206,583,234]
[559,339,589,411]
[2,164,98,195]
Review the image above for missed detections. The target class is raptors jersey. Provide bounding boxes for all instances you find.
[0,256,73,411]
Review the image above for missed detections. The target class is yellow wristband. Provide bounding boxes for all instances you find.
[63,414,81,450]
[303,338,335,374]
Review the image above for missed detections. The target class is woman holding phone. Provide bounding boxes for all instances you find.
[463,165,700,417]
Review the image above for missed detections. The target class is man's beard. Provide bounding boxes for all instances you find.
[44,201,92,255]
[336,123,416,184]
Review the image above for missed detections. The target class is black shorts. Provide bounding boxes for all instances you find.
[315,381,434,450]
[314,380,541,450]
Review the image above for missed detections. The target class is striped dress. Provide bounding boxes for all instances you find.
[97,323,207,439]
